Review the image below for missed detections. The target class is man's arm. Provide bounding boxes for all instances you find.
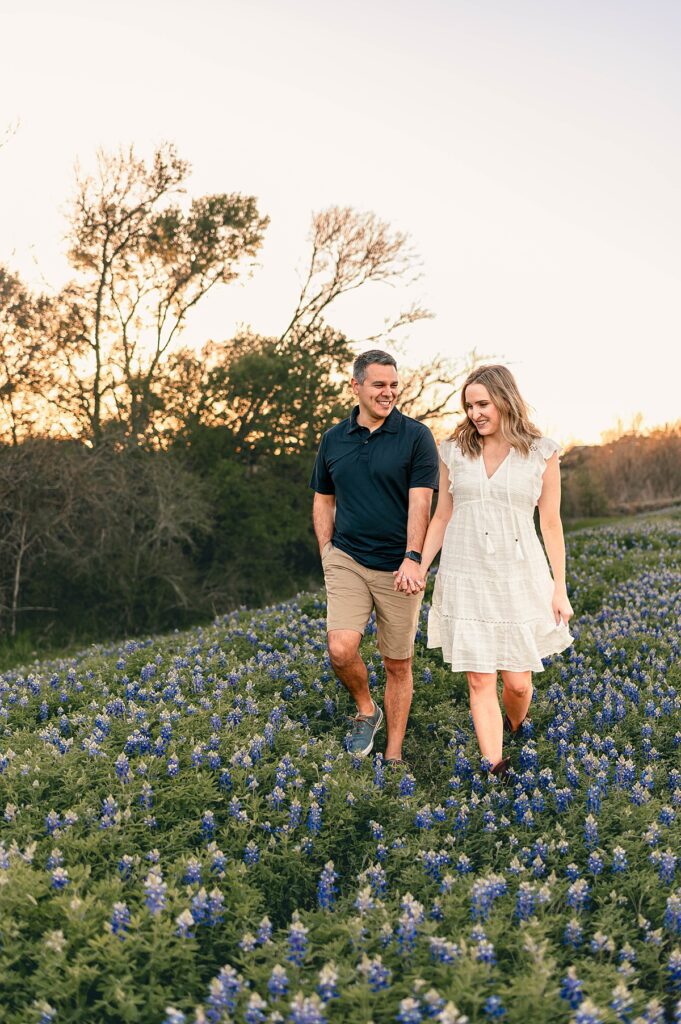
[396,487,433,592]
[312,492,336,556]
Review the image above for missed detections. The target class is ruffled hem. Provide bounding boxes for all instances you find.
[427,610,573,673]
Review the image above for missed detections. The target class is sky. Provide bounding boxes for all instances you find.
[2,0,680,445]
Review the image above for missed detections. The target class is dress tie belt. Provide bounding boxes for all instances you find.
[478,453,525,561]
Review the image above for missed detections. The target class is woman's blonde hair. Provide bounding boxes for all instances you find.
[449,364,541,457]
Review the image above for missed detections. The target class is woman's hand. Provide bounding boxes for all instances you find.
[393,565,426,594]
[552,586,573,626]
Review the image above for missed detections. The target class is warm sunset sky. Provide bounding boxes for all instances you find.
[2,0,680,444]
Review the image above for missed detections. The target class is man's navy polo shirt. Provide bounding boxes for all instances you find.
[309,406,439,571]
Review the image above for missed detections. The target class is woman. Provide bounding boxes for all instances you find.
[396,364,573,777]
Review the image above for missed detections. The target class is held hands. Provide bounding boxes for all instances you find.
[393,558,426,595]
[552,585,574,626]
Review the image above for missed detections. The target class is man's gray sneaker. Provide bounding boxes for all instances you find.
[347,701,384,756]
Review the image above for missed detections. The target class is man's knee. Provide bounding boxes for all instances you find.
[328,631,361,668]
[383,655,412,681]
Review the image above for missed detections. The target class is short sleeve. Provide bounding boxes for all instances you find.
[535,437,561,461]
[409,426,440,490]
[309,434,335,494]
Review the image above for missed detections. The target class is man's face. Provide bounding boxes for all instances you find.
[352,363,399,421]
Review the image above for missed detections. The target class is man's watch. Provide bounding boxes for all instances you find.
[404,550,422,564]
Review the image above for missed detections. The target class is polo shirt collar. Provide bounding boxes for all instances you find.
[347,405,401,434]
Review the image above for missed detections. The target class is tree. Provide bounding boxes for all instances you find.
[0,267,51,444]
[48,143,269,445]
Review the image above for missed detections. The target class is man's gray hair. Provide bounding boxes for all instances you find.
[352,349,398,384]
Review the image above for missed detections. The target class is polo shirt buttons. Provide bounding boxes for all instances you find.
[363,440,369,445]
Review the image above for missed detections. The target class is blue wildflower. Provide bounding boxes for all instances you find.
[110,901,131,939]
[317,861,338,911]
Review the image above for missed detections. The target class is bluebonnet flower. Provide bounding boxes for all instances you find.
[456,854,473,875]
[563,918,584,948]
[51,867,69,890]
[115,752,131,782]
[208,844,226,876]
[287,992,327,1024]
[34,1003,57,1024]
[47,848,63,870]
[144,869,167,914]
[590,931,615,954]
[317,861,338,910]
[573,1001,604,1024]
[515,882,537,921]
[396,894,425,956]
[470,874,507,921]
[200,810,216,840]
[243,841,260,866]
[665,894,681,934]
[205,965,243,1020]
[484,996,506,1018]
[669,948,681,993]
[400,773,416,796]
[415,804,433,829]
[587,851,604,876]
[208,888,225,925]
[268,964,289,998]
[612,846,628,873]
[566,879,590,912]
[287,912,309,965]
[244,993,267,1024]
[317,963,339,1001]
[584,815,599,849]
[45,810,61,835]
[257,916,273,944]
[183,858,202,885]
[476,939,497,964]
[565,863,581,881]
[429,937,461,964]
[110,901,131,939]
[396,998,422,1023]
[658,849,677,884]
[118,854,135,879]
[239,931,257,952]
[307,802,322,834]
[609,983,633,1020]
[166,754,180,777]
[175,909,195,938]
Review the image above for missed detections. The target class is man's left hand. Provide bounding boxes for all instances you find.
[393,559,425,594]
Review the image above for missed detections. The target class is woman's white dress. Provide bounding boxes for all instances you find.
[427,437,573,673]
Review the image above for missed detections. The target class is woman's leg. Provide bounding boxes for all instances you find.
[501,671,533,730]
[466,671,503,765]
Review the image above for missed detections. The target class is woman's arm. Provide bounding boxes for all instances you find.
[395,459,453,590]
[537,453,574,624]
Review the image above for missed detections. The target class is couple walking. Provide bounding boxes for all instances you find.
[310,350,573,777]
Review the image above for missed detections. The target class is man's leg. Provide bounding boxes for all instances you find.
[371,569,423,761]
[327,629,374,717]
[382,655,413,761]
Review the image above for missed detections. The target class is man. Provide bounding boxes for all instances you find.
[309,349,439,763]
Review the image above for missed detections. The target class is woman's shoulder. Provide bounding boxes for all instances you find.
[438,438,465,461]
[529,436,561,460]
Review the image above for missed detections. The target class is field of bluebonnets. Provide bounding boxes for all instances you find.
[1,513,681,1024]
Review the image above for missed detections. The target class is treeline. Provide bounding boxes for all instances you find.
[561,424,681,518]
[0,143,469,649]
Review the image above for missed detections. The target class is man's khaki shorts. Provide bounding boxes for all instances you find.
[322,543,423,660]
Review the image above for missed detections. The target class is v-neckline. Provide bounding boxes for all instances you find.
[481,446,511,482]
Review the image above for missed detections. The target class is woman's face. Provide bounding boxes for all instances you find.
[465,383,500,438]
